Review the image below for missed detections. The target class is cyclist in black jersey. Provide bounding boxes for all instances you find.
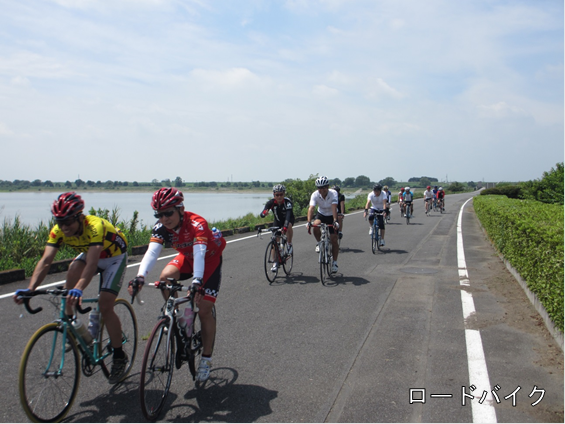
[333,185,345,239]
[260,184,295,271]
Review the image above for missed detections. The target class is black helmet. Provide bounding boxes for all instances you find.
[373,184,382,191]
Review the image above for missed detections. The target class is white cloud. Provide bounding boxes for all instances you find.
[190,68,265,88]
[312,84,339,97]
[366,78,405,100]
[478,101,528,119]
[0,123,15,136]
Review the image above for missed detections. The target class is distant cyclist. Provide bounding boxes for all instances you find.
[364,184,387,246]
[423,185,434,215]
[14,192,130,384]
[127,187,226,382]
[398,187,406,217]
[437,186,446,211]
[333,185,346,240]
[432,185,439,210]
[403,186,414,216]
[383,185,392,221]
[260,184,295,272]
[307,176,340,273]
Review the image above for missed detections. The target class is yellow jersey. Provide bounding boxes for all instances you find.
[47,215,128,259]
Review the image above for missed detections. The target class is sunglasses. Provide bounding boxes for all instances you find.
[274,193,284,197]
[56,216,78,227]
[154,210,176,219]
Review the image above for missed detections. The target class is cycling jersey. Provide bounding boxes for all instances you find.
[149,211,226,262]
[47,215,128,259]
[423,190,434,200]
[367,191,387,211]
[437,190,445,199]
[310,189,338,217]
[260,197,295,227]
[336,193,346,214]
[403,191,414,202]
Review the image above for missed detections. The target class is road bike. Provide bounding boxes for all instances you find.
[425,198,433,215]
[312,223,335,285]
[368,210,385,254]
[140,279,213,421]
[405,201,413,224]
[257,226,293,283]
[18,284,138,423]
[437,197,445,213]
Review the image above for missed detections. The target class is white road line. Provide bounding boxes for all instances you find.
[1,210,367,300]
[457,198,497,423]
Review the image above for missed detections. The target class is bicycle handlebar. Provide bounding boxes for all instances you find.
[19,288,92,315]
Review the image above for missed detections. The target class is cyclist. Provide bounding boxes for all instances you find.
[306,176,340,274]
[423,185,434,215]
[383,185,392,221]
[437,186,446,211]
[260,184,295,272]
[127,187,226,382]
[333,185,346,240]
[363,184,387,246]
[403,187,414,216]
[432,185,439,210]
[398,187,406,217]
[13,192,130,384]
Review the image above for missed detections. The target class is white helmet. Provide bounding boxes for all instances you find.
[315,176,330,188]
[439,187,443,190]
[405,186,410,191]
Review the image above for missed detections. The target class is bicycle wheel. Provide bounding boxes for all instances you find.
[282,243,293,275]
[140,319,175,421]
[264,240,278,283]
[319,242,327,285]
[406,209,410,224]
[99,298,138,382]
[19,323,80,423]
[371,225,378,254]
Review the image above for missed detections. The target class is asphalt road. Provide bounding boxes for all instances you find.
[0,191,563,423]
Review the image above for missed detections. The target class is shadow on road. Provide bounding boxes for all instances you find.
[322,275,371,287]
[270,272,319,286]
[176,367,278,422]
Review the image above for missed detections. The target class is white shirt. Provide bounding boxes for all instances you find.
[423,189,434,199]
[310,189,338,216]
[367,191,387,210]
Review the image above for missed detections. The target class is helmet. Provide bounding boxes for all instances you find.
[273,184,286,193]
[439,187,443,190]
[400,187,405,192]
[315,176,329,188]
[427,186,431,189]
[373,184,382,191]
[332,185,341,192]
[51,192,85,219]
[434,185,438,189]
[405,187,410,191]
[383,185,389,190]
[151,187,184,210]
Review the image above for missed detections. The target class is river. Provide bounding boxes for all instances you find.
[0,191,273,228]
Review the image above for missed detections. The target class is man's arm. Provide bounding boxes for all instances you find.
[28,245,59,291]
[307,205,316,222]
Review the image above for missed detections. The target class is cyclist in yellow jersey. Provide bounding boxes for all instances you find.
[14,192,130,384]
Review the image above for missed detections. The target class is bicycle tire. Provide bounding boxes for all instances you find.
[282,244,293,275]
[99,298,138,382]
[319,242,327,285]
[19,323,80,423]
[264,240,278,283]
[406,210,410,224]
[371,228,378,254]
[140,319,174,421]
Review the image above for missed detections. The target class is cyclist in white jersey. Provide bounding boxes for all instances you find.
[307,176,340,274]
[423,186,434,215]
[364,184,388,246]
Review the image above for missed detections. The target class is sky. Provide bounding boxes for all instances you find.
[0,0,563,185]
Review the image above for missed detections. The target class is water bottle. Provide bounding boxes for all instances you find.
[182,304,194,336]
[212,227,222,239]
[88,310,100,339]
[72,318,93,345]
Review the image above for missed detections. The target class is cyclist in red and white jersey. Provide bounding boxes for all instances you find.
[127,187,226,382]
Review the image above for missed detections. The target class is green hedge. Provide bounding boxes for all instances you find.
[473,195,564,331]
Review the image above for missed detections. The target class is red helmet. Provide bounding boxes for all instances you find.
[151,187,184,210]
[51,192,85,219]
[427,186,431,190]
[401,188,405,192]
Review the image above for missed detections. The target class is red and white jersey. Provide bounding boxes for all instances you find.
[150,211,225,262]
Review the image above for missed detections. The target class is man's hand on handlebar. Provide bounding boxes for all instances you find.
[128,276,145,297]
